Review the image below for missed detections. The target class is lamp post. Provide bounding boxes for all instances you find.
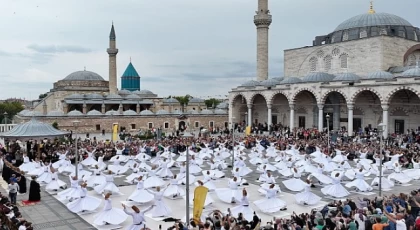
[326,114,330,154]
[3,112,8,132]
[183,132,193,227]
[378,123,386,197]
[72,120,80,178]
[230,117,236,168]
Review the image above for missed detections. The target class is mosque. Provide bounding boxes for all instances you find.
[229,0,420,138]
[16,24,228,133]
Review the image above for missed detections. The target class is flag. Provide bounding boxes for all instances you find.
[246,126,251,136]
[112,123,119,142]
[193,186,208,224]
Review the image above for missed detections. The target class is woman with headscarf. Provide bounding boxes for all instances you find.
[354,209,366,230]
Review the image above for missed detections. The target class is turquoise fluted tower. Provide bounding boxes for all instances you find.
[121,61,140,91]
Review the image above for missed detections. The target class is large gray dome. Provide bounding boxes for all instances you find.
[280,77,302,85]
[334,13,412,32]
[364,71,394,80]
[63,70,105,81]
[333,73,361,82]
[401,66,420,78]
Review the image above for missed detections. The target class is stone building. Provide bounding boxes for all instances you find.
[229,1,420,137]
[19,24,228,133]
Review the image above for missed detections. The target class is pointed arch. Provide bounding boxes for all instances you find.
[267,91,290,105]
[229,92,247,107]
[320,89,349,104]
[350,88,383,104]
[384,86,420,105]
[390,107,409,116]
[248,92,269,105]
[292,88,320,104]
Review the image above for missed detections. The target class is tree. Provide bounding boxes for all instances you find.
[0,102,24,123]
[52,121,59,130]
[173,94,192,106]
[39,93,48,99]
[204,98,221,109]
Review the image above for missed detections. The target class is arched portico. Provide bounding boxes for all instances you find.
[322,91,348,131]
[249,94,267,126]
[230,93,247,127]
[270,92,290,128]
[352,89,384,136]
[387,88,420,134]
[292,90,317,129]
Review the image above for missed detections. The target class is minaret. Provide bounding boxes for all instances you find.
[254,0,272,81]
[107,23,119,94]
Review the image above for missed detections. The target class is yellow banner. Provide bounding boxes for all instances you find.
[193,186,208,224]
[112,123,119,142]
[245,126,251,136]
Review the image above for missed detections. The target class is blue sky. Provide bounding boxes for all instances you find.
[0,0,418,100]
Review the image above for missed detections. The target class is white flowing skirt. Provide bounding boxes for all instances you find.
[37,172,52,184]
[282,178,306,192]
[185,193,214,207]
[321,183,350,198]
[253,197,286,213]
[151,200,172,218]
[144,176,165,188]
[345,179,373,192]
[58,187,83,200]
[388,172,412,184]
[81,157,97,166]
[371,177,395,189]
[19,163,35,172]
[94,182,120,194]
[128,188,154,203]
[309,173,333,185]
[215,188,242,204]
[85,175,106,187]
[45,179,67,191]
[67,195,102,213]
[403,169,420,180]
[94,208,127,226]
[156,168,174,178]
[163,184,185,199]
[230,205,254,221]
[295,191,321,205]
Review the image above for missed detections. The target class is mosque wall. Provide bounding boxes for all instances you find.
[15,115,228,133]
[283,36,416,78]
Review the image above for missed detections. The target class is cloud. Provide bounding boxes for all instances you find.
[27,44,92,54]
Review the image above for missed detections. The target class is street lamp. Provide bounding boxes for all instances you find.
[183,132,194,227]
[72,120,80,178]
[378,122,386,197]
[326,114,330,154]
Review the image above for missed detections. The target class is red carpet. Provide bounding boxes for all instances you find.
[19,200,40,206]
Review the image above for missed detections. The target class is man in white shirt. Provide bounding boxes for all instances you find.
[8,180,19,205]
[383,208,406,230]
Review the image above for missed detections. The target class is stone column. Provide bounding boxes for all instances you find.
[318,104,324,130]
[119,102,123,115]
[247,104,252,127]
[347,103,354,137]
[42,101,48,115]
[382,104,389,138]
[136,102,140,114]
[82,103,87,114]
[267,103,272,131]
[63,102,68,114]
[101,103,106,114]
[290,103,295,130]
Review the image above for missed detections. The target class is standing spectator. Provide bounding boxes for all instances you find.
[8,180,19,205]
[383,210,406,230]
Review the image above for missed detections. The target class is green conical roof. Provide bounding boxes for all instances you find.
[122,62,140,78]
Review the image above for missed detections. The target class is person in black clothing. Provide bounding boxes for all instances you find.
[16,173,26,194]
[28,176,41,202]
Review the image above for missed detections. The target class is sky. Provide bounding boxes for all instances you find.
[0,0,418,101]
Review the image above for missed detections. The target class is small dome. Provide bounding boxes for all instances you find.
[18,110,30,116]
[123,110,137,116]
[47,110,64,116]
[335,13,412,32]
[333,73,361,82]
[67,110,83,116]
[189,97,205,103]
[261,78,281,87]
[172,110,183,115]
[63,70,105,81]
[280,77,302,85]
[241,80,260,87]
[163,98,179,104]
[137,89,154,95]
[139,109,154,115]
[201,109,214,115]
[364,71,394,80]
[156,109,170,115]
[272,77,285,82]
[401,66,420,78]
[106,94,123,100]
[216,102,228,109]
[105,110,120,116]
[118,89,131,96]
[66,93,85,100]
[125,94,140,100]
[85,93,104,100]
[25,111,43,117]
[187,109,199,115]
[214,109,227,114]
[87,110,102,116]
[302,72,335,83]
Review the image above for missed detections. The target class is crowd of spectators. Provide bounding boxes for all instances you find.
[0,191,33,230]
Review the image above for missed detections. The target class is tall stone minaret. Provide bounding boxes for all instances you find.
[107,23,118,94]
[254,0,272,81]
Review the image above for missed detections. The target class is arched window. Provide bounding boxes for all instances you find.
[309,57,317,72]
[360,28,367,38]
[332,48,340,56]
[409,54,417,66]
[340,53,348,69]
[324,55,332,71]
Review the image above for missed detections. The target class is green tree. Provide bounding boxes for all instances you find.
[0,102,24,123]
[52,121,59,129]
[39,93,48,99]
[204,98,221,108]
[173,94,191,106]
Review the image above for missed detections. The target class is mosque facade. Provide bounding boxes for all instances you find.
[16,25,228,133]
[229,1,420,137]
